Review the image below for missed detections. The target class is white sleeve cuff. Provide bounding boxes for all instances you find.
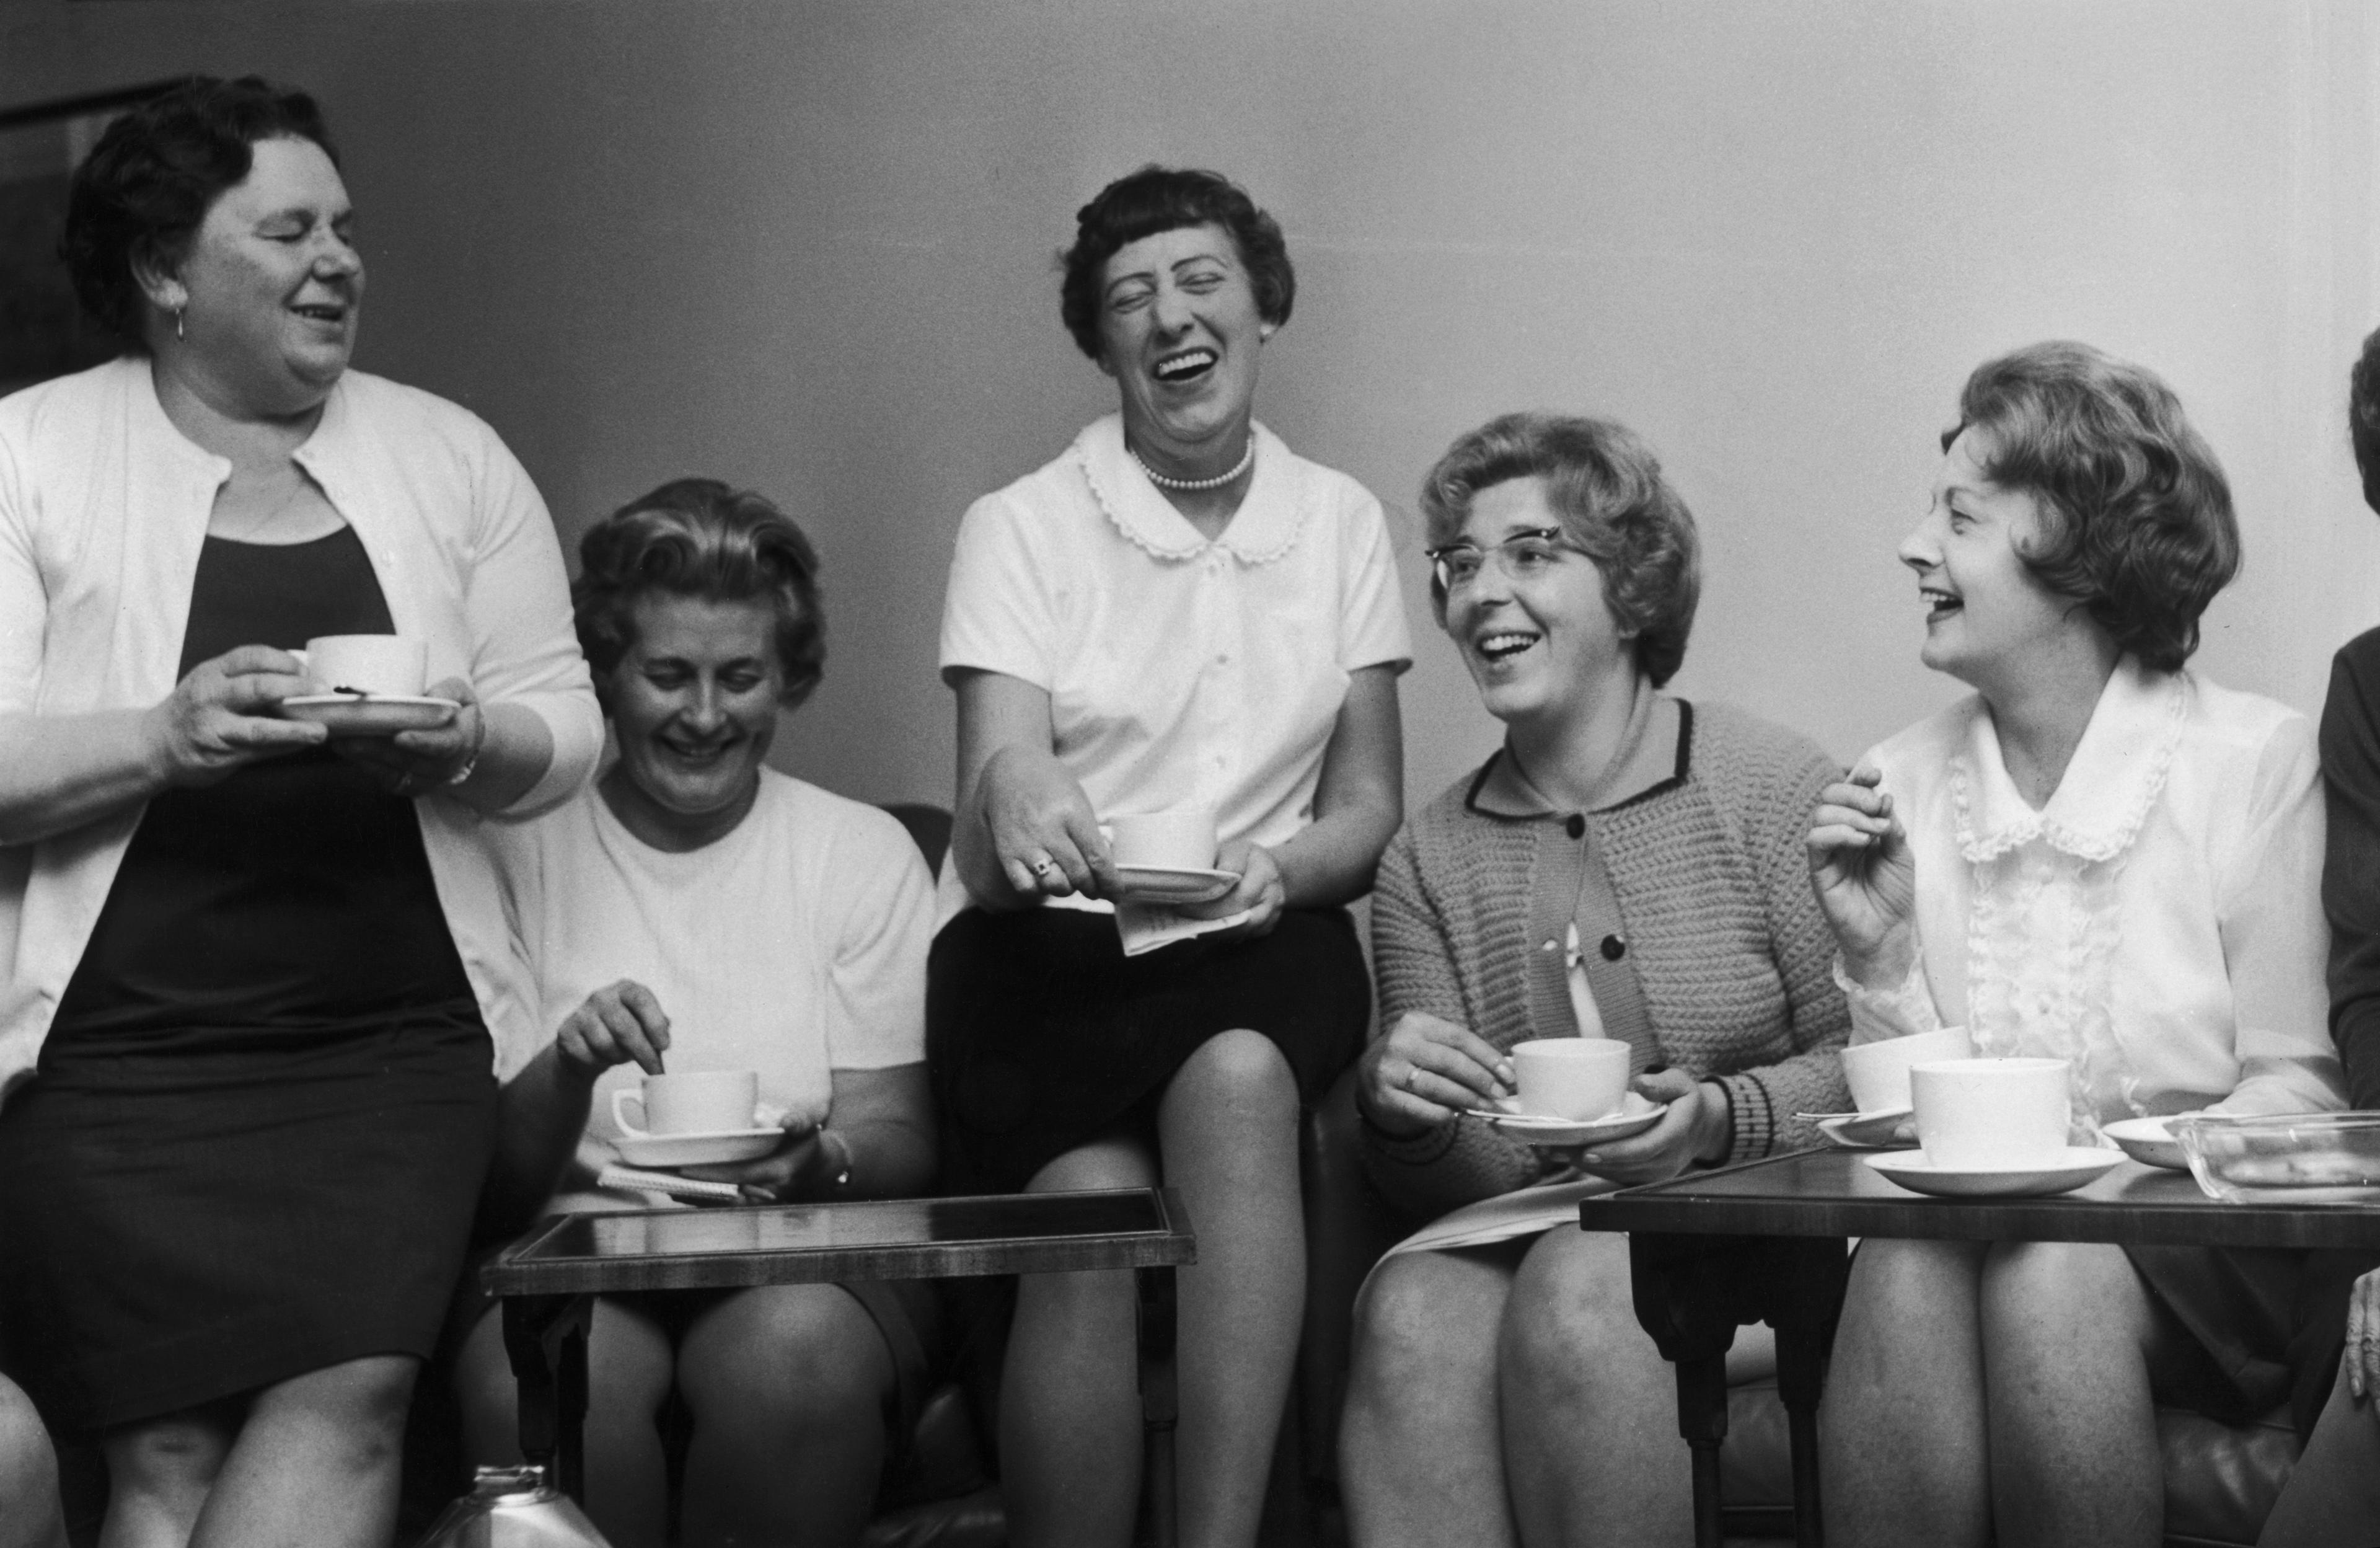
[1832,952,1942,1044]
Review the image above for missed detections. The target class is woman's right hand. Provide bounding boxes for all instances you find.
[1357,1011,1515,1138]
[141,645,327,787]
[555,980,671,1081]
[975,743,1118,901]
[1806,764,1918,989]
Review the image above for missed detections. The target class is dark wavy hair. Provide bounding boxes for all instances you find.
[1944,342,2237,673]
[1419,412,1703,688]
[61,76,338,350]
[2351,325,2380,514]
[1057,166,1294,363]
[574,479,826,709]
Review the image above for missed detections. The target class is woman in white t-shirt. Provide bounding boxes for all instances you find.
[457,480,938,1548]
[933,167,1410,1548]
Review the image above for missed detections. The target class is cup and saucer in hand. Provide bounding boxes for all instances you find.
[1477,1038,1669,1148]
[1805,1027,1976,1151]
[276,635,460,735]
[610,1070,787,1169]
[1863,1057,2125,1197]
[1106,810,1237,904]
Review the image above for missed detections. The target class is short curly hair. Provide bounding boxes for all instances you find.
[574,479,826,710]
[1057,166,1294,363]
[1419,412,1703,688]
[1944,342,2237,673]
[61,75,339,350]
[2350,325,2380,515]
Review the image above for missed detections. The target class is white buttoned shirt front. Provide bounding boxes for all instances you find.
[936,414,1411,927]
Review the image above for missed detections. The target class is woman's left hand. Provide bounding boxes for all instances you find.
[1179,838,1286,939]
[2347,1268,2380,1403]
[679,1115,834,1203]
[333,676,487,798]
[1554,1068,1732,1185]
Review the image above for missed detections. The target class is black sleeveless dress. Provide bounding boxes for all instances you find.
[0,529,498,1433]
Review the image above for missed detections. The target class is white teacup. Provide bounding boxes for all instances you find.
[1841,1026,1974,1113]
[1109,810,1219,870]
[301,634,427,697]
[613,1069,760,1137]
[1510,1038,1633,1121]
[1911,1057,2070,1170]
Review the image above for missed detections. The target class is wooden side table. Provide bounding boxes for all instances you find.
[485,1187,1197,1546]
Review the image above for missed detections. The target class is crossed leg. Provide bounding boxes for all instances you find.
[1000,1027,1305,1548]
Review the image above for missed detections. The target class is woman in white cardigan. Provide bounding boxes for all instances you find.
[0,79,596,1548]
[1807,342,2345,1548]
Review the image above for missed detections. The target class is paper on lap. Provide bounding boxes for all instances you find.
[1116,901,1256,957]
[1361,1174,1626,1305]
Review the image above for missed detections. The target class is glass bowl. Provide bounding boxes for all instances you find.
[2167,1112,2380,1205]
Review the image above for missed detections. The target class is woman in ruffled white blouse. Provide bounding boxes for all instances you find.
[1805,342,2347,1548]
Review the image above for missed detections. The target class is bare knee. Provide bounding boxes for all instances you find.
[1353,1254,1481,1392]
[105,1407,237,1498]
[1983,1241,2155,1349]
[255,1356,418,1469]
[1504,1231,1641,1375]
[1167,1028,1297,1127]
[680,1286,891,1431]
[0,1380,60,1544]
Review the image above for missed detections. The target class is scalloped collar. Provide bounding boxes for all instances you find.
[1952,657,2188,865]
[1072,412,1311,565]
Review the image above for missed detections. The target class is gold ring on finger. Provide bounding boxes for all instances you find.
[1403,1063,1420,1090]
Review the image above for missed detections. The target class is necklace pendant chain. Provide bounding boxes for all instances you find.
[1130,434,1255,492]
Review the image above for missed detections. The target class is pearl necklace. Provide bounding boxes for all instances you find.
[1129,434,1254,492]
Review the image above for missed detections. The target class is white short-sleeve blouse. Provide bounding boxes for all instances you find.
[936,413,1411,926]
[1842,658,2347,1127]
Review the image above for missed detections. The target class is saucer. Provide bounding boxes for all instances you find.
[614,1126,785,1170]
[1804,1107,1916,1151]
[280,694,459,735]
[1864,1147,2127,1198]
[1113,865,1237,905]
[1481,1092,1668,1148]
[2102,1117,2190,1170]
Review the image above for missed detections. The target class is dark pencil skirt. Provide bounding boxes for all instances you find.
[926,904,1370,1196]
[2128,1243,2348,1431]
[0,1018,497,1434]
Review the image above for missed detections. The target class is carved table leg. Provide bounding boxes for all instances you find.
[1769,1237,1850,1548]
[1137,1265,1180,1548]
[500,1293,594,1501]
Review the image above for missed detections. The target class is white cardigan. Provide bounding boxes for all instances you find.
[0,358,603,1097]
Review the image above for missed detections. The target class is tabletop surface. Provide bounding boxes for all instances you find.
[1576,1148,2380,1250]
[487,1187,1196,1296]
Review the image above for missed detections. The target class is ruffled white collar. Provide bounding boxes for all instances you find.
[1952,657,2188,865]
[1072,412,1312,565]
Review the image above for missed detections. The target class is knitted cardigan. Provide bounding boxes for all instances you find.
[1362,701,1853,1221]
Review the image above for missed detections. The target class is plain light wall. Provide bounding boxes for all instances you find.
[7,0,2377,812]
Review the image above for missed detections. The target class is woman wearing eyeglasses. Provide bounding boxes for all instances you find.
[1339,413,1851,1548]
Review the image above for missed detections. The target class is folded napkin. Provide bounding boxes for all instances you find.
[1116,900,1256,957]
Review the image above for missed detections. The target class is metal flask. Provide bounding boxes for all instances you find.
[414,1466,615,1548]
